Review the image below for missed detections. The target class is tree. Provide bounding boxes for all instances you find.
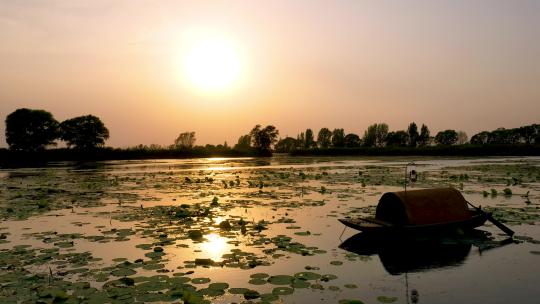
[456,131,468,145]
[304,129,316,149]
[363,123,388,147]
[250,125,279,153]
[331,128,345,147]
[518,125,537,144]
[385,131,409,146]
[418,124,431,147]
[235,134,252,149]
[5,108,59,151]
[488,128,520,144]
[317,128,332,148]
[375,123,389,147]
[344,133,361,147]
[470,131,489,145]
[297,132,305,148]
[274,137,299,153]
[407,122,419,147]
[60,115,109,150]
[434,130,458,145]
[174,131,196,149]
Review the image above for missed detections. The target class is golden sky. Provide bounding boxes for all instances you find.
[1,0,539,147]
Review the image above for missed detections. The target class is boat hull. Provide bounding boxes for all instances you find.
[339,210,489,235]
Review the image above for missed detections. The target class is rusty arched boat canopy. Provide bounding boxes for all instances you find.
[375,188,472,226]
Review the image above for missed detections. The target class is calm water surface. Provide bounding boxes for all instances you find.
[1,156,539,303]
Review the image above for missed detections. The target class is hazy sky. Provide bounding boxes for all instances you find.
[1,0,539,148]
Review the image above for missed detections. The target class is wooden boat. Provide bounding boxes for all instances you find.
[339,188,490,235]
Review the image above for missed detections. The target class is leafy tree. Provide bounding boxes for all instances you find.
[470,131,489,145]
[331,128,345,147]
[518,125,536,144]
[250,125,279,153]
[375,123,389,147]
[488,128,520,144]
[456,131,468,145]
[173,131,196,149]
[344,133,361,147]
[434,130,458,145]
[317,128,332,148]
[363,124,377,147]
[60,115,109,149]
[363,123,388,147]
[407,122,419,147]
[418,124,430,146]
[5,108,59,151]
[297,132,305,148]
[385,131,409,146]
[275,137,299,153]
[235,134,252,149]
[305,129,316,149]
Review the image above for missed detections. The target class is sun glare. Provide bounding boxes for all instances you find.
[182,33,244,93]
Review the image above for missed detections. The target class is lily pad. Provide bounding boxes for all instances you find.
[294,271,321,280]
[191,277,211,284]
[111,268,137,277]
[268,275,294,285]
[377,296,398,303]
[272,286,294,295]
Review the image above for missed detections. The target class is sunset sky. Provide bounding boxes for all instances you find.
[1,0,539,148]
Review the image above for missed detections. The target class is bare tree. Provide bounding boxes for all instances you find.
[457,131,468,145]
[174,131,196,149]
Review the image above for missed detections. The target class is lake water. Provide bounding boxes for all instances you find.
[1,156,539,303]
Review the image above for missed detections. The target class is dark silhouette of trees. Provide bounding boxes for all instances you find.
[60,115,109,149]
[297,132,305,147]
[386,131,409,147]
[331,128,345,147]
[275,137,299,153]
[317,128,332,148]
[470,131,489,145]
[305,129,316,149]
[470,125,540,145]
[407,122,419,147]
[418,124,430,147]
[434,130,458,145]
[363,124,377,147]
[250,125,279,154]
[344,133,361,147]
[363,123,388,147]
[235,134,252,149]
[173,131,196,149]
[518,125,537,144]
[5,108,59,151]
[488,128,521,145]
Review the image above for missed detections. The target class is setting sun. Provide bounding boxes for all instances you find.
[182,33,244,93]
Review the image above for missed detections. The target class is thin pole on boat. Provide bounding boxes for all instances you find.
[405,272,410,304]
[338,226,347,241]
[404,162,416,193]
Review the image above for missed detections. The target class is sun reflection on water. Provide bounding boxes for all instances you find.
[200,233,229,261]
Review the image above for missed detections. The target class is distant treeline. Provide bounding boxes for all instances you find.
[290,144,540,157]
[2,108,539,165]
[276,122,540,154]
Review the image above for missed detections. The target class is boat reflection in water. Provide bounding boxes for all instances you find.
[339,230,513,275]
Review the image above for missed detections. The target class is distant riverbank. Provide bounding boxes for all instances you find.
[0,147,262,168]
[290,144,540,157]
[1,144,539,168]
